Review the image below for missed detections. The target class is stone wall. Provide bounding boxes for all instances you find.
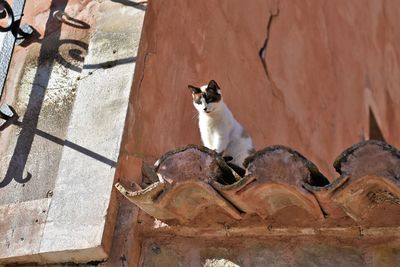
[139,237,400,267]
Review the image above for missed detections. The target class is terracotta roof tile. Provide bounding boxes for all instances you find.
[116,140,400,227]
[213,146,326,225]
[333,140,400,180]
[307,140,400,226]
[116,146,242,225]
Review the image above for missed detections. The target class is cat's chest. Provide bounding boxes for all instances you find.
[199,116,231,134]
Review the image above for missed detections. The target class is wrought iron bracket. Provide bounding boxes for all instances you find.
[0,104,17,130]
[15,23,34,45]
[0,0,14,32]
[0,0,31,131]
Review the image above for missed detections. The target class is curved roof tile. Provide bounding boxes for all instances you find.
[116,141,400,227]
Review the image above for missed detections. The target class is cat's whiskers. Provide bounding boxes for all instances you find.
[191,111,199,120]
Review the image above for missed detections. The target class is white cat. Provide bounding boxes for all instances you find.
[188,80,255,169]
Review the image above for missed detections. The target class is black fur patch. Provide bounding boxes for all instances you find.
[204,90,221,103]
[188,85,201,94]
[189,81,222,104]
[207,80,220,91]
[205,84,221,103]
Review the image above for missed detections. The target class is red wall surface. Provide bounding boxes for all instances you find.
[119,0,400,181]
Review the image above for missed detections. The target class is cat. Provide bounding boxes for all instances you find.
[188,80,255,172]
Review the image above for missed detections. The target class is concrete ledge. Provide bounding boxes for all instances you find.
[0,1,145,264]
[0,198,50,264]
[38,2,145,264]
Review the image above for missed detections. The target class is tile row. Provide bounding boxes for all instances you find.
[116,141,400,227]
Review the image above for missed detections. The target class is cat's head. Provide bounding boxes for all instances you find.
[188,80,222,114]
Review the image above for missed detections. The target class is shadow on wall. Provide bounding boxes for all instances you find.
[11,120,117,168]
[0,0,141,188]
[0,0,70,188]
[0,2,122,188]
[83,56,136,70]
[110,0,147,11]
[53,10,90,29]
[18,11,90,72]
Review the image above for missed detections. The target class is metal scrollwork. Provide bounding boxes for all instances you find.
[0,0,14,32]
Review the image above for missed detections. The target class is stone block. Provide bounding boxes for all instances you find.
[141,243,184,267]
[373,247,400,267]
[294,244,364,267]
[0,199,50,264]
[200,247,243,267]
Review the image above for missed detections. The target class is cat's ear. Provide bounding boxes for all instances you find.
[207,80,220,91]
[188,85,201,94]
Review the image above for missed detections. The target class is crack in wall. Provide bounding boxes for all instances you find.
[258,8,286,102]
[257,7,307,144]
[259,8,280,79]
[138,52,151,92]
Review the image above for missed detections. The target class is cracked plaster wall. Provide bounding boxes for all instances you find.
[119,0,400,180]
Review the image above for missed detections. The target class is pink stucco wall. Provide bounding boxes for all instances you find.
[120,0,400,181]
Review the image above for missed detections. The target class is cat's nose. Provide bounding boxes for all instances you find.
[203,107,207,111]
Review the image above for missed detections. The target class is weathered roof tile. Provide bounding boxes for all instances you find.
[116,146,242,225]
[116,141,400,227]
[334,140,400,181]
[213,146,327,225]
[307,140,400,225]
